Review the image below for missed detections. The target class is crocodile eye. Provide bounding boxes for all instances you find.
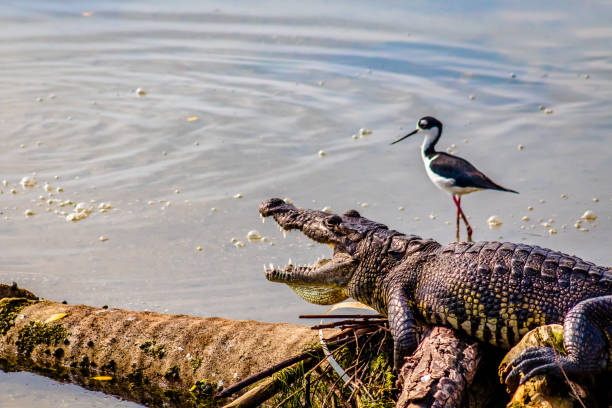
[343,209,360,218]
[325,215,342,227]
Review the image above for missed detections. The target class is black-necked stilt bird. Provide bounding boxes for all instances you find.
[391,116,518,242]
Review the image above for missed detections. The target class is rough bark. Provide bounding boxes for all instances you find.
[0,283,333,407]
[396,326,482,408]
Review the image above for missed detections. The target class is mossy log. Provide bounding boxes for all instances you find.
[0,283,334,407]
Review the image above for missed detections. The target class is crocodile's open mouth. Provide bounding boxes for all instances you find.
[259,198,356,305]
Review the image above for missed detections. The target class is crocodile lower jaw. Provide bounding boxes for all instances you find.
[264,258,331,279]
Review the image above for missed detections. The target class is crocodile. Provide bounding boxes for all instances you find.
[259,197,612,388]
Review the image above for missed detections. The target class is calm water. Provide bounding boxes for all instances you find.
[1,0,611,406]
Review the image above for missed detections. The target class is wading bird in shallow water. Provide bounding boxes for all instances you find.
[391,116,517,242]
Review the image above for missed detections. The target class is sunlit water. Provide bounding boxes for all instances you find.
[1,0,611,405]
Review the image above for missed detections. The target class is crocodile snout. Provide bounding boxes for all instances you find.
[259,198,290,217]
[264,266,293,283]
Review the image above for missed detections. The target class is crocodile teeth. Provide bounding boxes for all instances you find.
[269,263,274,270]
[283,230,287,239]
[261,214,265,223]
[288,258,293,266]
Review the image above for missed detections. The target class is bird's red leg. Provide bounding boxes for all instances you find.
[455,196,473,242]
[452,195,460,241]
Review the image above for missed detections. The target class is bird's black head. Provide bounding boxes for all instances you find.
[390,115,443,145]
[416,116,442,131]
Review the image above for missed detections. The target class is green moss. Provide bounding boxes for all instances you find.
[140,340,166,359]
[190,355,202,371]
[270,361,306,408]
[101,359,117,372]
[190,379,220,398]
[266,328,398,408]
[127,367,145,384]
[548,328,566,353]
[16,321,67,357]
[164,364,180,381]
[163,388,182,403]
[0,298,32,335]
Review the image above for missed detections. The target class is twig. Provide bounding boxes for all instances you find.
[300,314,385,319]
[311,319,386,330]
[217,335,354,398]
[216,349,317,398]
[304,373,311,407]
[321,366,350,407]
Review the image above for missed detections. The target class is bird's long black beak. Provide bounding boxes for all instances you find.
[390,128,419,145]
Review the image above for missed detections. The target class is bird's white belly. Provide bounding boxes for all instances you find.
[424,156,481,196]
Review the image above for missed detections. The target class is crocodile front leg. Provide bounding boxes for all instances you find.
[504,295,612,388]
[388,285,419,370]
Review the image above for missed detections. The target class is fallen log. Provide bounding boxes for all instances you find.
[396,326,482,408]
[0,283,334,407]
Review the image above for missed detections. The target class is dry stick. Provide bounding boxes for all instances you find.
[326,322,388,400]
[330,329,375,401]
[268,336,358,408]
[311,319,386,330]
[356,328,390,399]
[308,365,334,405]
[224,353,336,408]
[247,320,383,405]
[312,366,332,408]
[322,366,350,408]
[353,369,373,402]
[216,350,315,398]
[353,327,361,358]
[304,373,311,408]
[322,333,368,407]
[353,332,379,400]
[300,314,385,319]
[218,336,354,399]
[322,327,357,343]
[343,348,373,402]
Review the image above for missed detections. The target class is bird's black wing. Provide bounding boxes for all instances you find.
[430,152,518,193]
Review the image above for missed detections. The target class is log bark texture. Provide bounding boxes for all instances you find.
[0,284,333,407]
[396,326,482,408]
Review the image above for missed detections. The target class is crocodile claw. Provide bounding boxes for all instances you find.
[503,346,570,389]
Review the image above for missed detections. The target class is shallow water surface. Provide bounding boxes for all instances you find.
[1,0,611,405]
